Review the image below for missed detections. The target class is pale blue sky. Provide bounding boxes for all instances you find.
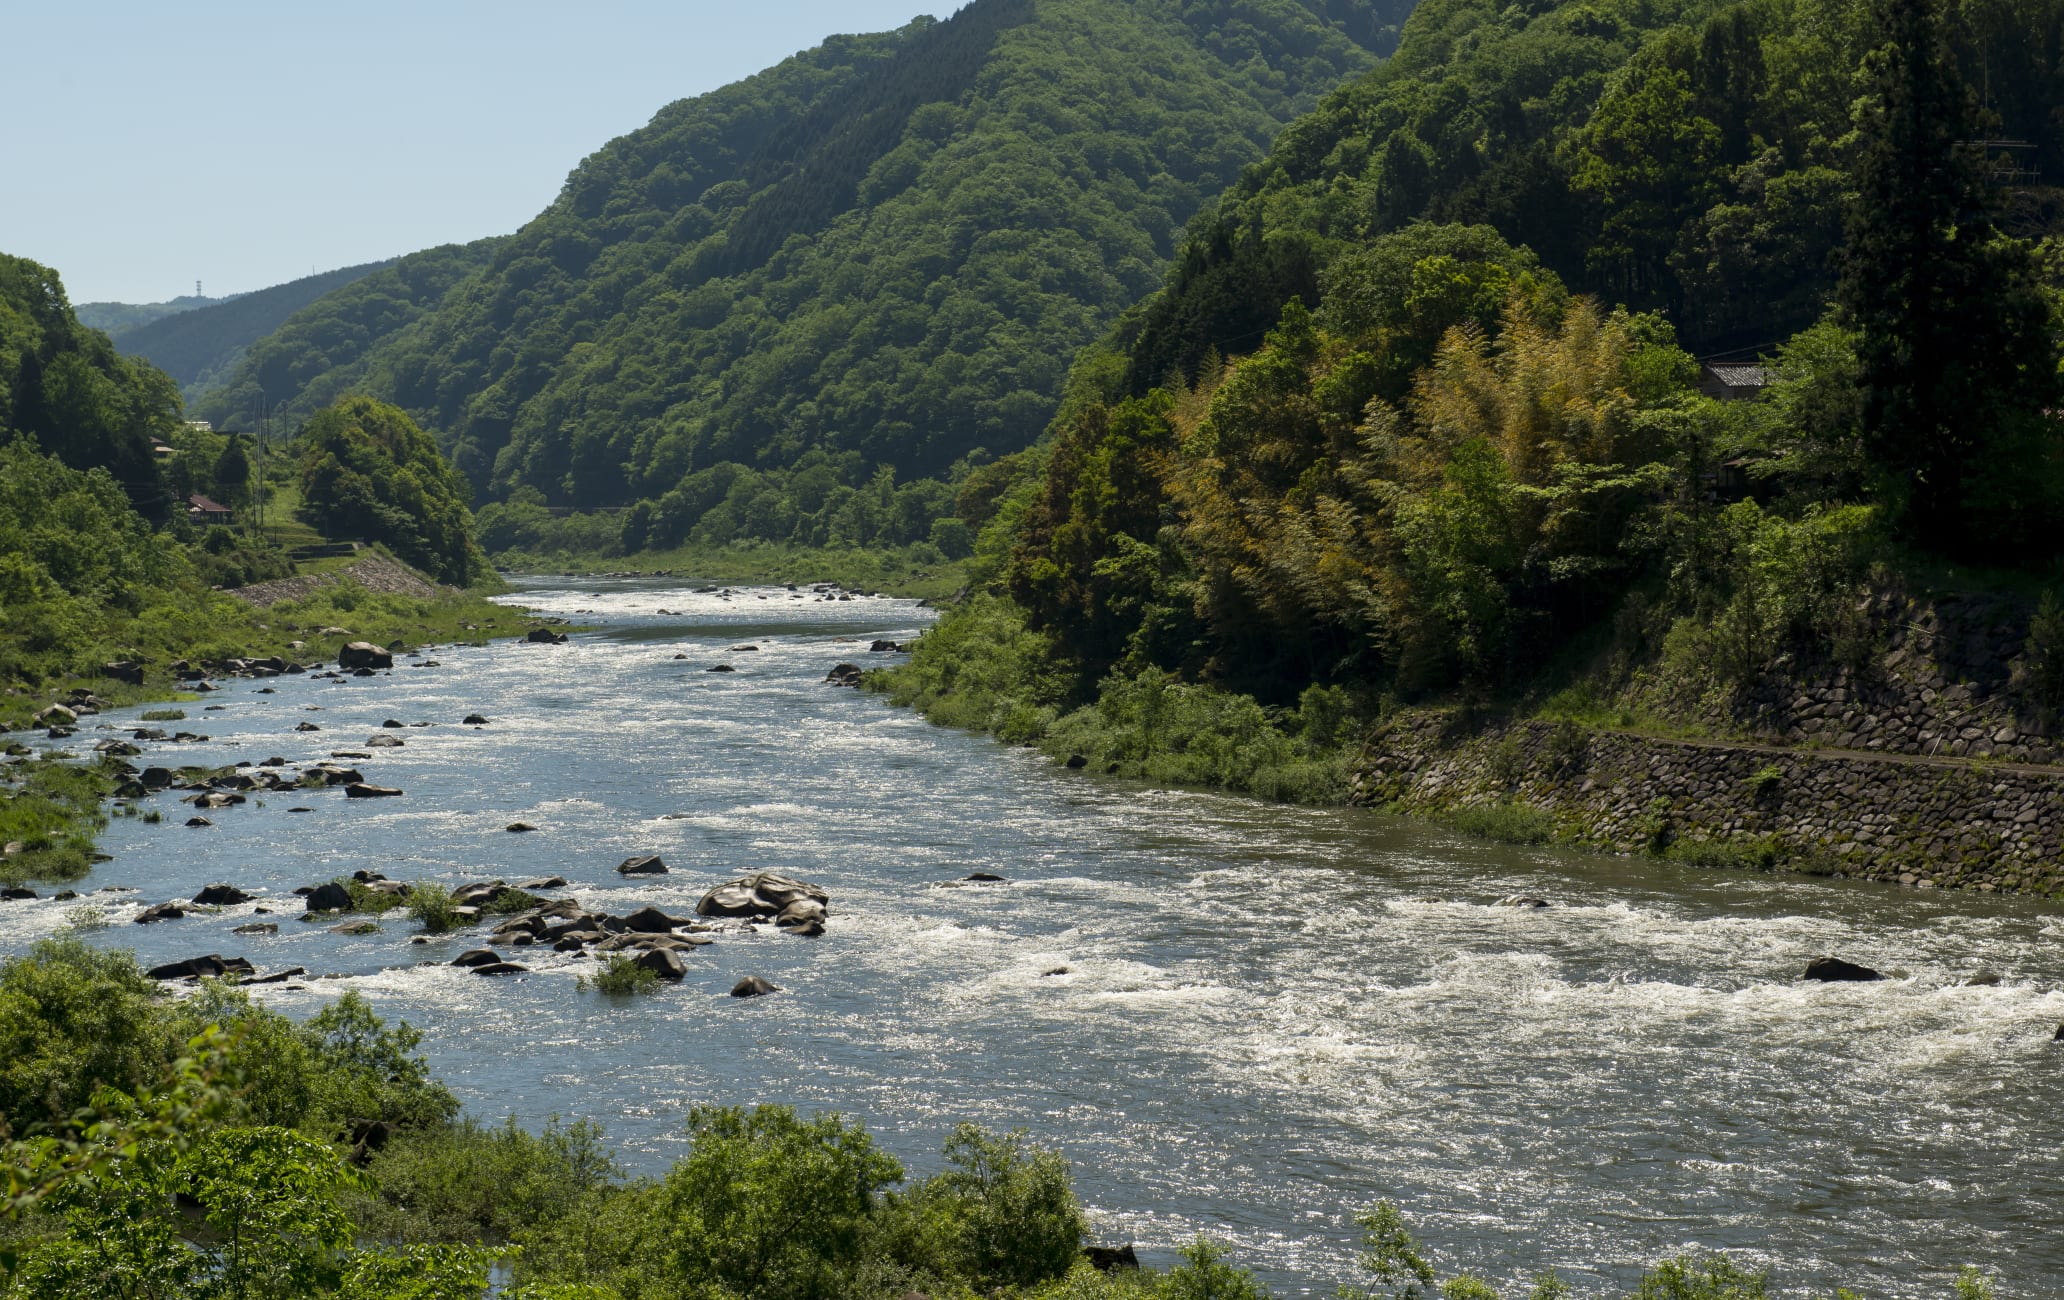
[3,2,956,304]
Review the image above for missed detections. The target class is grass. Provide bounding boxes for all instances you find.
[139,708,187,722]
[1438,800,1559,845]
[0,757,117,885]
[577,955,660,995]
[497,539,971,601]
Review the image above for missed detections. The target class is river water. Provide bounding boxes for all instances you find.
[5,576,2062,1298]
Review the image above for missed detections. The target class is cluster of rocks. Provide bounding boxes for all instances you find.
[825,663,865,687]
[524,628,571,645]
[695,872,830,935]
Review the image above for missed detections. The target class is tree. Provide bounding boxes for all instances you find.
[1836,0,2061,557]
[212,435,252,510]
[296,397,485,585]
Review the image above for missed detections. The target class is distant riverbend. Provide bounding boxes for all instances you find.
[5,576,2061,1298]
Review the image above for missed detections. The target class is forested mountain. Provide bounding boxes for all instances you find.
[112,259,392,401]
[195,0,1416,512]
[0,254,183,517]
[896,0,2064,765]
[75,293,229,338]
[190,241,500,429]
[1113,0,2063,380]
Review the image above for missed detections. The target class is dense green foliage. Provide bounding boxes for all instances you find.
[109,260,390,398]
[297,396,485,585]
[1118,0,2062,380]
[189,241,500,430]
[0,256,183,519]
[890,0,2064,786]
[197,1,1412,532]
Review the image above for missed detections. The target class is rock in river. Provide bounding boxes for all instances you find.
[148,954,255,981]
[192,883,254,906]
[345,783,404,798]
[450,949,502,968]
[696,872,830,929]
[634,948,689,981]
[730,975,780,998]
[617,855,668,876]
[303,882,353,912]
[1804,956,1885,983]
[338,642,393,671]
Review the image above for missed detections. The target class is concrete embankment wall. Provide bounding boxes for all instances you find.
[1350,713,2064,899]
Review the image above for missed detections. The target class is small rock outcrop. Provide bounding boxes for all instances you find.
[730,975,780,998]
[1803,956,1885,983]
[634,949,689,980]
[338,642,393,670]
[192,883,254,906]
[147,955,256,981]
[617,855,668,876]
[345,783,404,799]
[303,882,354,912]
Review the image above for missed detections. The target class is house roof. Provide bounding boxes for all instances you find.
[1704,363,1770,389]
[187,494,231,513]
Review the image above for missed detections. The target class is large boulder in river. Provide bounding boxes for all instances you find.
[192,883,253,906]
[338,642,393,671]
[450,949,502,968]
[621,906,690,933]
[345,783,404,799]
[147,954,255,981]
[824,663,864,687]
[696,872,829,923]
[1804,956,1885,983]
[524,627,569,644]
[303,882,354,912]
[617,855,668,876]
[633,948,688,981]
[730,975,780,998]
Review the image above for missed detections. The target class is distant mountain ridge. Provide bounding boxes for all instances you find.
[194,0,1416,507]
[115,260,393,402]
[75,293,235,338]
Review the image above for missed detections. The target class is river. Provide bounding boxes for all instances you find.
[5,576,2062,1298]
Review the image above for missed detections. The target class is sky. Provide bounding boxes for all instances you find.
[2,1,957,305]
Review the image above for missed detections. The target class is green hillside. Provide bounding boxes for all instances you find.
[195,0,1415,516]
[74,293,229,338]
[189,240,500,428]
[883,0,2064,794]
[112,259,393,400]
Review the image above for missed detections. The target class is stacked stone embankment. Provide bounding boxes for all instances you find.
[231,551,448,607]
[1351,713,2064,899]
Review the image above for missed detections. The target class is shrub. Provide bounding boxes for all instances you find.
[657,1105,904,1300]
[577,956,659,996]
[139,708,186,721]
[404,884,460,934]
[913,1124,1086,1289]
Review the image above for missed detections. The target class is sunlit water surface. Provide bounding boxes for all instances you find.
[8,577,2063,1297]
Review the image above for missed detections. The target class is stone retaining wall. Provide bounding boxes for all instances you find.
[1351,713,2064,899]
[231,552,448,608]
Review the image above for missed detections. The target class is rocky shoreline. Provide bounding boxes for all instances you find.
[1353,710,2064,899]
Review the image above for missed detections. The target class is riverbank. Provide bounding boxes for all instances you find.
[491,540,969,601]
[0,554,544,884]
[1354,711,2064,900]
[873,595,2064,903]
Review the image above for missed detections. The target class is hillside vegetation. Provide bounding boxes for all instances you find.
[111,259,391,399]
[195,0,1415,538]
[0,257,516,734]
[73,293,228,338]
[883,0,2064,798]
